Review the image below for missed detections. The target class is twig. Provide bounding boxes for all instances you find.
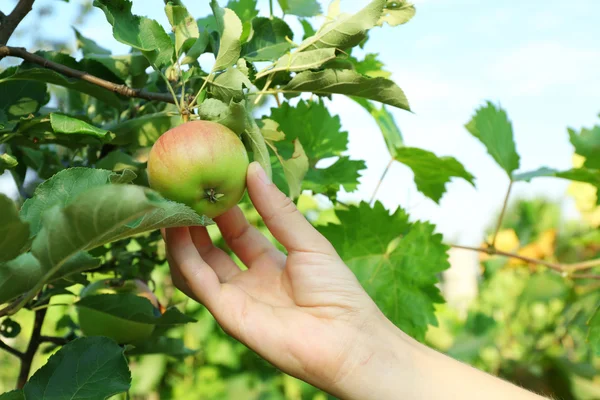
[450,244,600,279]
[0,339,24,359]
[269,0,274,18]
[370,158,394,205]
[0,0,35,46]
[17,304,47,389]
[0,46,177,104]
[40,336,70,346]
[491,180,513,247]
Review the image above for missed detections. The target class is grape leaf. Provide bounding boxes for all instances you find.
[23,337,130,400]
[318,202,449,341]
[465,101,520,178]
[256,48,337,79]
[568,124,600,169]
[241,17,293,61]
[93,0,174,68]
[73,28,111,56]
[0,153,18,174]
[0,195,29,263]
[165,2,199,57]
[197,98,247,134]
[379,0,416,27]
[588,307,600,355]
[283,69,410,111]
[394,147,476,203]
[278,0,322,17]
[303,157,365,197]
[513,167,600,204]
[210,0,243,72]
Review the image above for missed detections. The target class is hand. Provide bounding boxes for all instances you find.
[164,162,391,396]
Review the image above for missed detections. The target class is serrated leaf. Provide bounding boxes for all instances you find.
[569,124,600,169]
[283,69,410,111]
[296,0,385,52]
[126,336,196,358]
[277,139,308,199]
[50,113,112,140]
[110,112,183,147]
[109,169,137,184]
[350,53,391,78]
[0,194,29,263]
[226,0,259,23]
[278,0,322,17]
[93,0,174,68]
[75,294,195,325]
[465,101,520,178]
[241,17,293,61]
[181,30,210,64]
[73,28,111,56]
[394,147,475,203]
[23,337,130,399]
[259,119,284,141]
[354,98,403,156]
[299,19,316,40]
[588,307,600,355]
[165,2,199,57]
[209,62,252,103]
[318,202,449,341]
[0,80,48,120]
[379,0,416,26]
[244,115,272,179]
[256,48,336,79]
[304,156,365,196]
[197,98,246,134]
[0,153,18,174]
[210,0,243,72]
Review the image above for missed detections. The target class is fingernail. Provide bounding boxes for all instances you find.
[252,162,271,185]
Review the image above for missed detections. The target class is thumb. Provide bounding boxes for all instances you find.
[246,162,335,255]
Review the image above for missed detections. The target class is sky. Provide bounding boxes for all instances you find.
[1,0,599,246]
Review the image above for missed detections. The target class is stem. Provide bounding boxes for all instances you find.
[40,336,70,346]
[450,244,600,280]
[254,74,275,105]
[0,46,177,104]
[370,159,394,205]
[269,0,274,18]
[0,0,35,45]
[17,305,48,389]
[188,73,212,109]
[0,339,24,359]
[491,180,513,247]
[155,67,180,109]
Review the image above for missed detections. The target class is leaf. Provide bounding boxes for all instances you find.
[226,0,259,24]
[256,48,337,79]
[181,30,210,64]
[465,101,520,178]
[82,53,150,82]
[110,112,183,147]
[378,0,416,26]
[210,0,243,72]
[73,27,111,56]
[394,147,475,203]
[588,307,600,355]
[296,0,385,52]
[350,53,391,78]
[126,336,196,358]
[0,80,48,120]
[318,202,449,341]
[197,98,247,134]
[0,390,24,400]
[277,139,309,199]
[568,124,600,169]
[258,119,285,141]
[283,69,410,111]
[244,115,272,179]
[93,0,174,68]
[50,113,112,140]
[241,17,293,61]
[0,195,30,263]
[0,153,18,174]
[512,167,559,182]
[96,151,143,172]
[354,98,403,156]
[277,0,322,17]
[299,19,316,40]
[23,337,130,399]
[165,2,199,57]
[303,156,366,197]
[209,62,252,103]
[75,294,195,325]
[513,167,600,204]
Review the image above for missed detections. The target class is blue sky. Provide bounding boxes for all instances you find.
[1,0,599,245]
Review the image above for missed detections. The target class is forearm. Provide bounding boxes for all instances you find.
[331,318,547,400]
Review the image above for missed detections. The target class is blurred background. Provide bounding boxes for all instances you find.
[1,0,599,398]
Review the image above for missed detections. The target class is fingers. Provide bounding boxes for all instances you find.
[214,206,285,267]
[246,162,336,255]
[164,227,221,310]
[188,226,241,282]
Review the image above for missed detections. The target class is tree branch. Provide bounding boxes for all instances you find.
[40,335,70,346]
[0,0,36,46]
[0,338,24,359]
[450,244,600,279]
[16,304,47,389]
[0,46,177,104]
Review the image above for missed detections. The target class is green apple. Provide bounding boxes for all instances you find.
[77,279,159,345]
[146,120,249,218]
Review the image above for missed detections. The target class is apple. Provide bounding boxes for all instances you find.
[146,120,249,218]
[77,279,159,345]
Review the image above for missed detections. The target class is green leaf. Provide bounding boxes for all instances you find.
[181,30,210,64]
[86,53,150,82]
[256,48,337,79]
[197,98,247,134]
[96,151,143,172]
[588,307,600,355]
[296,0,385,52]
[303,156,365,197]
[354,98,403,156]
[110,112,183,147]
[258,118,285,141]
[394,147,475,203]
[299,19,316,40]
[165,2,199,57]
[465,101,520,178]
[210,0,243,72]
[379,0,416,26]
[0,195,29,263]
[513,167,600,204]
[277,0,322,17]
[241,17,293,61]
[226,0,259,23]
[50,113,112,140]
[126,336,196,358]
[318,202,449,341]
[209,62,253,103]
[0,390,24,400]
[277,139,309,199]
[512,167,559,182]
[350,53,391,78]
[93,0,174,68]
[568,124,600,169]
[23,337,130,399]
[0,153,18,174]
[0,80,48,120]
[73,27,111,56]
[282,69,410,111]
[245,114,272,179]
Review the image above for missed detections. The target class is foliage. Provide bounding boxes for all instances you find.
[0,0,598,398]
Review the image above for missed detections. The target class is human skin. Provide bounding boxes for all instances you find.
[164,162,546,400]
